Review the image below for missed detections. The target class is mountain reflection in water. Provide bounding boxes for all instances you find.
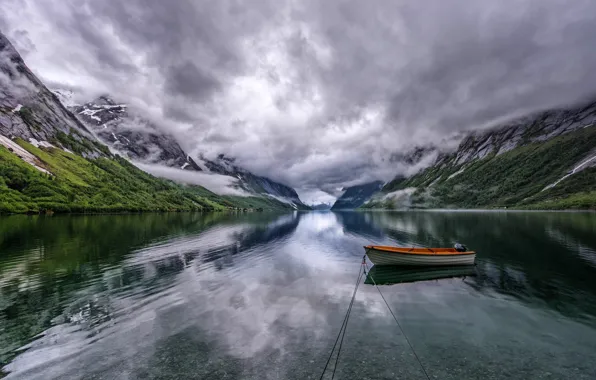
[1,211,596,379]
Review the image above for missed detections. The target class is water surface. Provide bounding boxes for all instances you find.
[1,211,596,379]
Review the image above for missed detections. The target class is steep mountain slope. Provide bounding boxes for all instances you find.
[331,181,384,209]
[0,32,293,213]
[71,96,203,170]
[0,34,105,157]
[202,155,310,209]
[363,100,596,210]
[66,95,310,209]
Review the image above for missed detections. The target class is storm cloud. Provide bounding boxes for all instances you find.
[2,0,596,203]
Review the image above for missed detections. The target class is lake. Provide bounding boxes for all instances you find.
[1,211,596,379]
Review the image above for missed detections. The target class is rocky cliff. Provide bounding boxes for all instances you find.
[0,33,105,157]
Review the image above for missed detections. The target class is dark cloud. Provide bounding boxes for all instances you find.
[58,7,138,74]
[2,0,596,202]
[164,62,219,101]
[302,0,596,133]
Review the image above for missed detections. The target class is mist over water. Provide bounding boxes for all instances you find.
[1,211,596,379]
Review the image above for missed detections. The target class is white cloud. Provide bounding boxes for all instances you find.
[134,163,250,196]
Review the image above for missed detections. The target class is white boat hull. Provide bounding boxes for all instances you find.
[365,248,476,267]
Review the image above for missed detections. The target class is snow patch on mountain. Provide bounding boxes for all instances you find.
[52,89,80,108]
[0,135,51,174]
[543,152,596,191]
[447,167,466,180]
[28,138,55,149]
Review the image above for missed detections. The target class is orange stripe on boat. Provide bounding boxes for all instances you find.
[364,245,475,255]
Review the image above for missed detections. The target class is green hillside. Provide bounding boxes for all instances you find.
[0,139,291,214]
[362,126,596,210]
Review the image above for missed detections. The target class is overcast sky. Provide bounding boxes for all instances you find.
[2,0,596,203]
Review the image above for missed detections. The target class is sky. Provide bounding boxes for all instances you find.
[2,0,596,204]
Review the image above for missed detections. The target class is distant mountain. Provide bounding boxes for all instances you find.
[311,203,332,210]
[363,100,596,210]
[62,95,310,209]
[327,147,441,209]
[201,154,310,209]
[331,181,384,210]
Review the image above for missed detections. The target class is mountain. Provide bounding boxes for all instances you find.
[71,96,203,171]
[0,32,294,214]
[362,100,596,210]
[331,181,384,210]
[311,203,332,210]
[66,95,310,209]
[199,154,310,209]
[0,34,104,157]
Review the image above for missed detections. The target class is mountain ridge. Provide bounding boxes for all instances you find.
[0,33,104,158]
[362,99,596,210]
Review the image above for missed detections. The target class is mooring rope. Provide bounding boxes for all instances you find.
[364,260,432,380]
[318,257,432,380]
[318,261,365,380]
[330,265,365,380]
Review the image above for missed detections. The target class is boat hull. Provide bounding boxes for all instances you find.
[365,247,475,267]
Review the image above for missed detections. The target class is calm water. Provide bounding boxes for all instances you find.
[1,211,596,379]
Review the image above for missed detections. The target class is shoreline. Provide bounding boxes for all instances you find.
[340,208,596,213]
[2,208,595,217]
[0,208,281,217]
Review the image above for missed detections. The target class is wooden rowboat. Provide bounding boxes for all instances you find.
[364,245,476,267]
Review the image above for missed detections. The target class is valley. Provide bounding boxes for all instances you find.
[2,28,596,214]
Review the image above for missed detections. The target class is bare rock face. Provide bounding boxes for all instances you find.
[70,96,202,170]
[437,101,596,168]
[0,32,102,157]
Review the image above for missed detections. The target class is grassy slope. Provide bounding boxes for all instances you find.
[362,126,596,210]
[0,140,291,214]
